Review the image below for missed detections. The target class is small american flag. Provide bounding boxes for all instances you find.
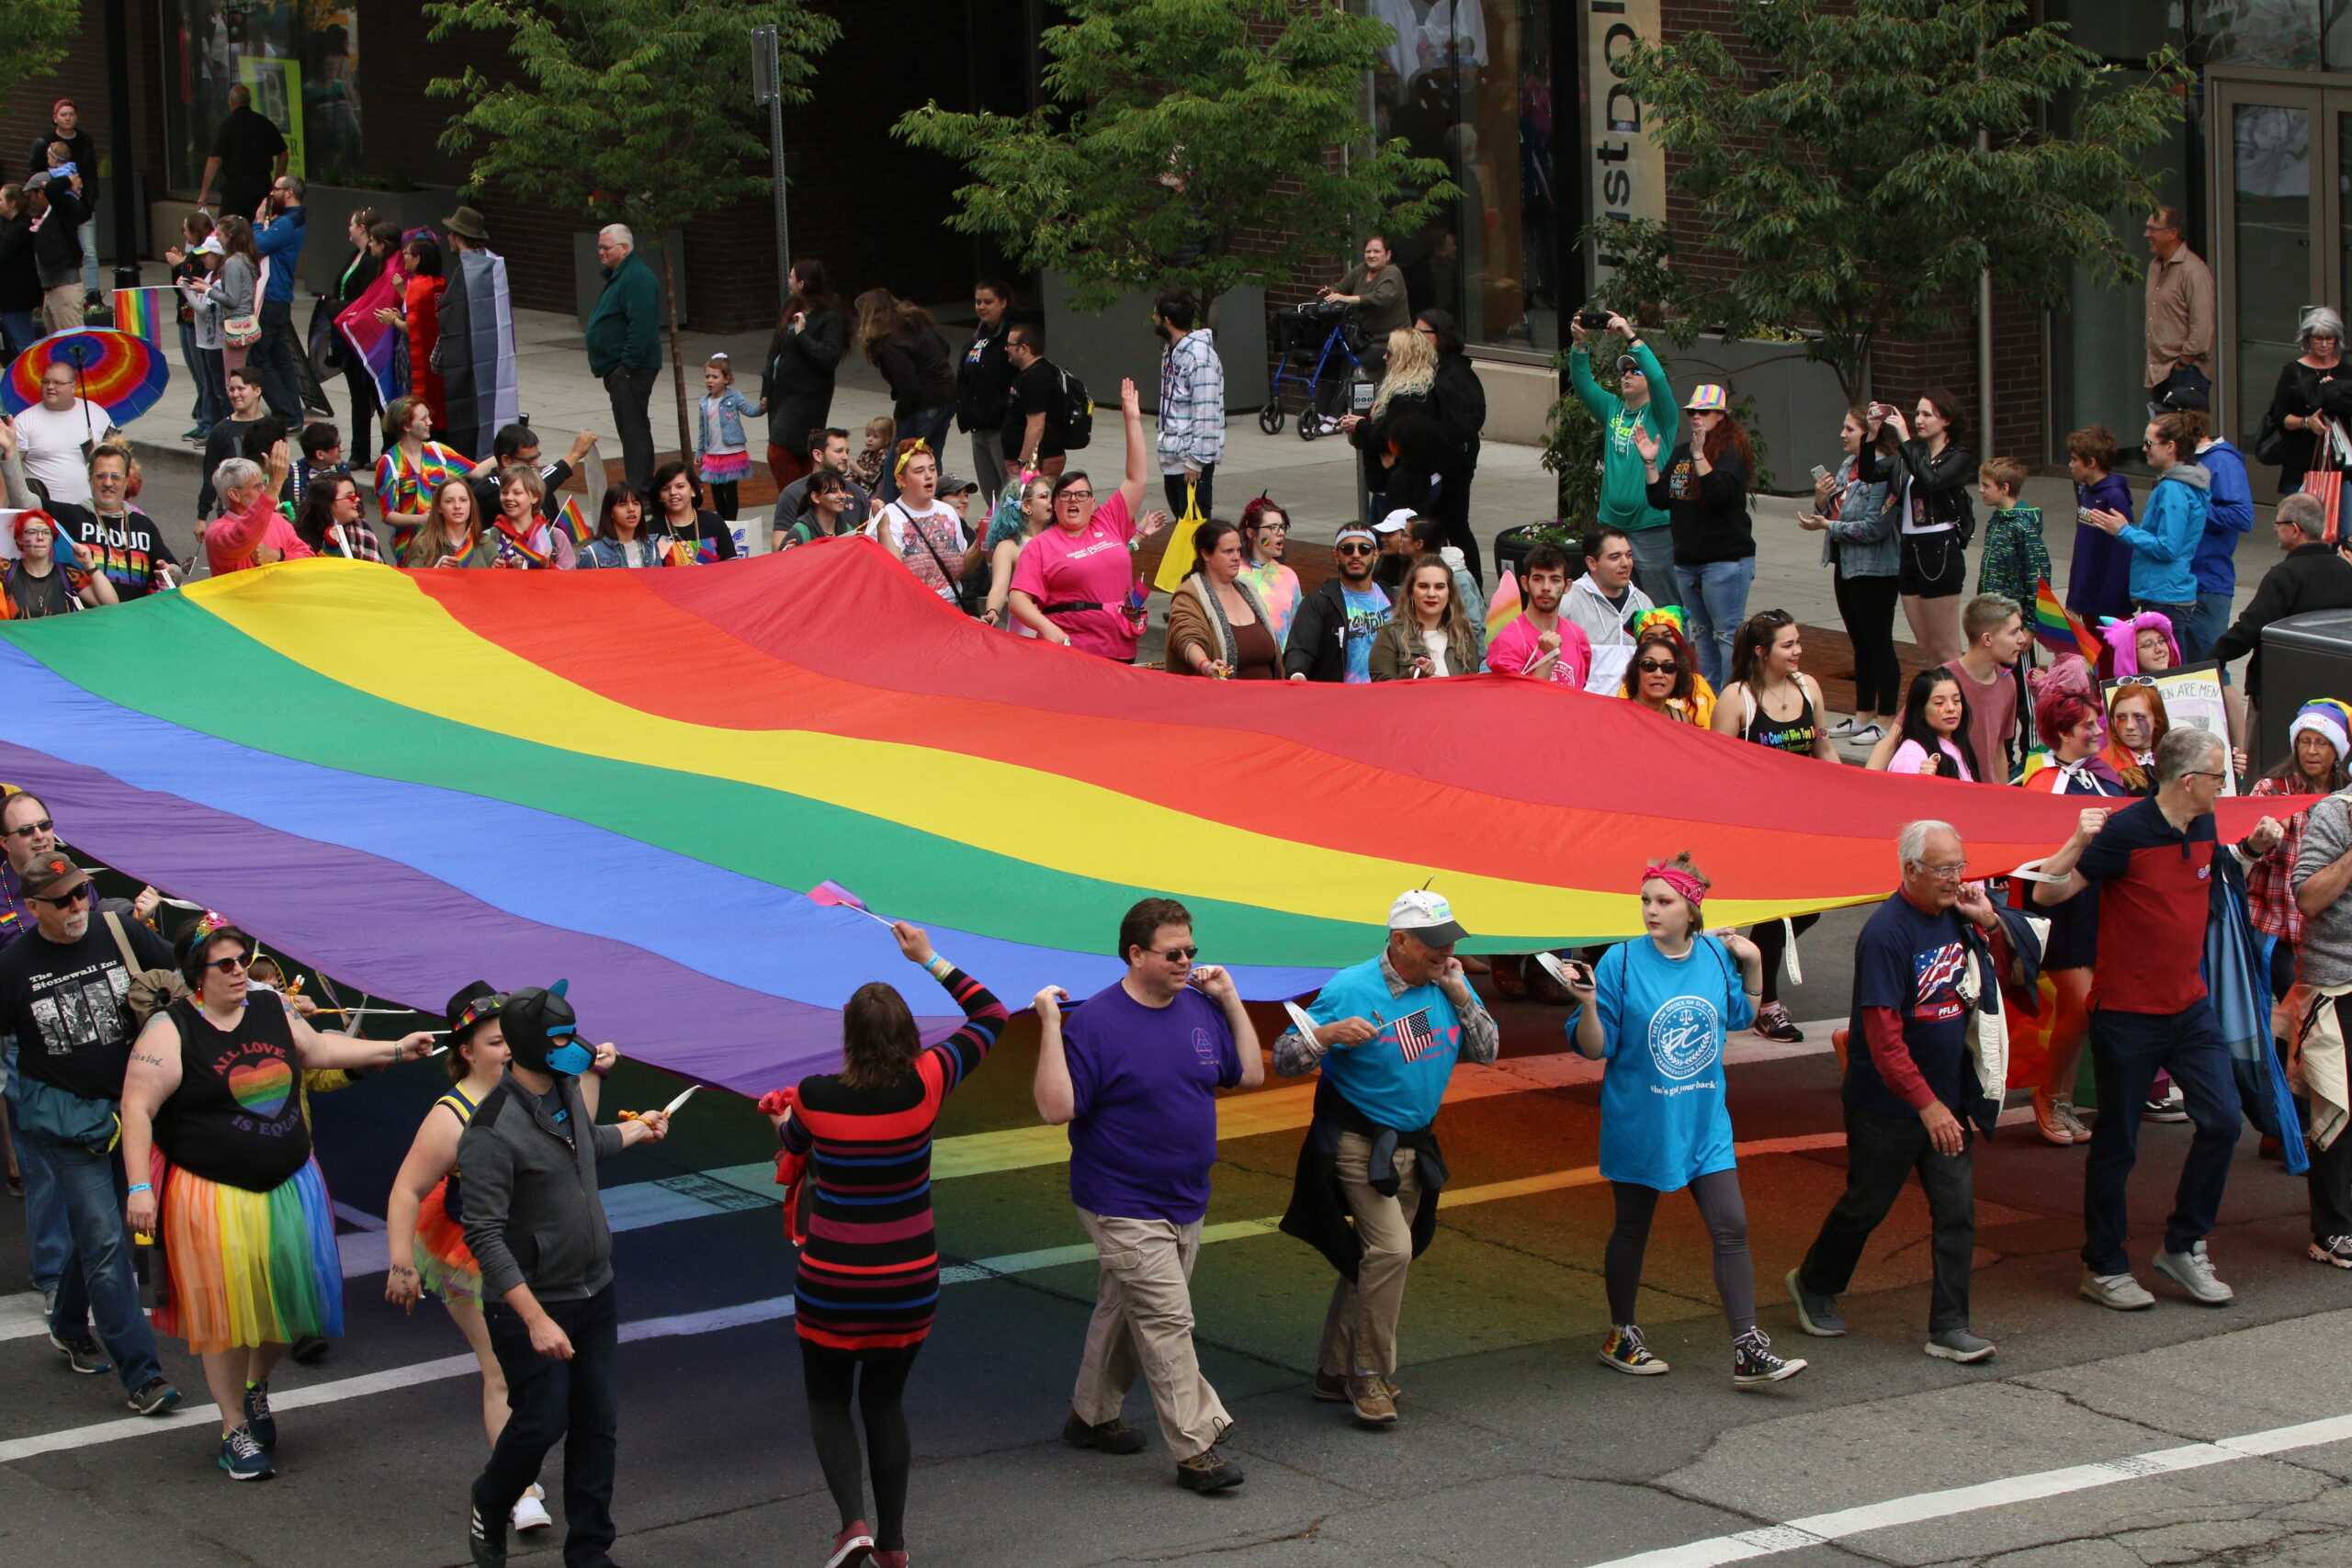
[1393,1009,1441,1062]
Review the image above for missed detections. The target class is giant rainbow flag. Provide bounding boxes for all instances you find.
[0,542,2281,1092]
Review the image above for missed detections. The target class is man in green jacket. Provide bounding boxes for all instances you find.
[585,223,661,493]
[1569,311,1679,607]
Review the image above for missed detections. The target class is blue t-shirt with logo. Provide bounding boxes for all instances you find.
[1580,936,1754,1190]
[1341,585,1390,683]
[1064,982,1242,1224]
[1844,892,1977,1119]
[1307,955,1464,1130]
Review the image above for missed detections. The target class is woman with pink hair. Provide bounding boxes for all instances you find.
[1560,855,1806,1388]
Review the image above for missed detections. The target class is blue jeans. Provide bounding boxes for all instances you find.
[1675,557,1754,691]
[5,1040,71,1297]
[479,1286,619,1563]
[1628,525,1679,609]
[32,1130,164,1393]
[2082,1001,2242,1276]
[1,310,40,358]
[2185,591,2233,664]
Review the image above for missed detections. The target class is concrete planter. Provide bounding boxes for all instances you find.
[300,186,463,295]
[1668,333,1849,495]
[1038,272,1267,414]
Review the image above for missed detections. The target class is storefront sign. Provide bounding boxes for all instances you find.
[1587,0,1667,282]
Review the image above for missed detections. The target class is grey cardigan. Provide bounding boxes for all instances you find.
[1819,454,1898,579]
[456,1072,625,1303]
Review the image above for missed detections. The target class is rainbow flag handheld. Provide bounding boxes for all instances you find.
[2031,578,2103,666]
[553,494,594,548]
[1486,565,1522,641]
[109,288,173,348]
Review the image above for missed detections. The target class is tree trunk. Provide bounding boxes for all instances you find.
[659,242,694,475]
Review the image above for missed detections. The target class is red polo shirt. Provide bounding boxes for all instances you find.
[2076,796,2217,1014]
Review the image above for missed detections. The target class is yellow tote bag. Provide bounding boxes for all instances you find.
[1151,483,1206,594]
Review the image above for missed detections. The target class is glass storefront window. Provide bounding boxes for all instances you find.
[163,2,363,196]
[2199,2,2323,69]
[1362,0,1558,353]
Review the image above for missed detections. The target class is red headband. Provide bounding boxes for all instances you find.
[1641,860,1708,909]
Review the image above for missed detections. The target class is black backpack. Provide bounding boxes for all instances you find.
[1053,365,1094,451]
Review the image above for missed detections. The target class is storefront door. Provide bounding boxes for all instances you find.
[2213,75,2352,474]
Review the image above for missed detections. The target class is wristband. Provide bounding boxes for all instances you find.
[925,953,953,979]
[126,1182,152,1194]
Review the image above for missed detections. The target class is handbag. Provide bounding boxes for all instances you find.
[2256,406,2290,467]
[222,312,262,347]
[1151,483,1208,594]
[15,1074,117,1150]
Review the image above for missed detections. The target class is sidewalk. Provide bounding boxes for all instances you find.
[123,262,2272,672]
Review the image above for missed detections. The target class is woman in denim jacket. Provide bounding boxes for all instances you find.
[1801,408,1899,743]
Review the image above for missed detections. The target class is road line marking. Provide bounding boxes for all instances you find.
[1574,1415,2352,1568]
[4,1133,1842,1463]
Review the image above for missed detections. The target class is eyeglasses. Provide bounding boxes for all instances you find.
[202,950,252,973]
[3,817,53,840]
[28,882,90,908]
[1057,489,1093,502]
[1917,862,1970,881]
[1146,945,1198,962]
[1635,659,1679,674]
[2184,770,2227,783]
[1336,542,1377,557]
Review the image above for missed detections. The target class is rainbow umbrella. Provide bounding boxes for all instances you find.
[4,328,169,424]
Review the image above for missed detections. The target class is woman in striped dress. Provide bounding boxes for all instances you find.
[770,921,1006,1568]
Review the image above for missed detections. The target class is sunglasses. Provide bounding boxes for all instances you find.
[1336,542,1377,557]
[1147,945,1199,962]
[1636,659,1679,674]
[202,951,253,974]
[3,817,53,840]
[28,881,91,908]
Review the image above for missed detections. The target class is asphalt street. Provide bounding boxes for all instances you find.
[4,899,2352,1568]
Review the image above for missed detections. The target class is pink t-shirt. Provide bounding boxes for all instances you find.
[205,498,316,575]
[1887,737,1974,781]
[1011,491,1140,660]
[1485,613,1592,687]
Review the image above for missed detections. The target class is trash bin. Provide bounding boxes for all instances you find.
[2257,607,2352,772]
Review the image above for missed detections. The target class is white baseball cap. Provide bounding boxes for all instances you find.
[1388,889,1467,945]
[1374,509,1415,536]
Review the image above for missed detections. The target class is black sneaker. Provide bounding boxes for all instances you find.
[1785,1268,1847,1337]
[1175,1446,1245,1493]
[469,1501,508,1568]
[289,1335,330,1364]
[1752,1002,1804,1043]
[125,1376,182,1416]
[1731,1327,1807,1385]
[243,1382,277,1449]
[1062,1410,1146,1454]
[49,1330,109,1375]
[218,1426,274,1481]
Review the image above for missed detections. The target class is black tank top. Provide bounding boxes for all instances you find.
[1738,681,1818,756]
[154,997,311,1192]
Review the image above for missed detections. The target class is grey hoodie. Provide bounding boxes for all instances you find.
[1563,569,1655,650]
[457,1071,624,1303]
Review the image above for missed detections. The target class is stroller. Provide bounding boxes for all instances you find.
[1260,299,1366,440]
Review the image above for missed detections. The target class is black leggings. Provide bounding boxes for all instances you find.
[707,480,741,521]
[1749,912,1820,1007]
[1835,570,1903,715]
[800,1339,920,1551]
[1606,1171,1756,1337]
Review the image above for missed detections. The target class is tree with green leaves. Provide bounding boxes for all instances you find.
[0,0,77,108]
[1618,0,2187,402]
[425,0,838,457]
[895,0,1454,320]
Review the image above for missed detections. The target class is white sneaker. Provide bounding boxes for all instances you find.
[2080,1269,2155,1311]
[1849,724,1884,745]
[2153,1242,2234,1304]
[2055,1100,2093,1139]
[511,1483,553,1532]
[1827,716,1860,737]
[2310,1236,2352,1269]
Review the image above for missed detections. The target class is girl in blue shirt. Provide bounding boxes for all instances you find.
[1566,854,1806,1386]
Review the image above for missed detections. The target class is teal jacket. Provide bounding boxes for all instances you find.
[585,251,661,376]
[1570,341,1677,532]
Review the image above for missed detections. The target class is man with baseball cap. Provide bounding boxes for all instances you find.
[1272,889,1498,1426]
[0,851,181,1416]
[1284,525,1392,683]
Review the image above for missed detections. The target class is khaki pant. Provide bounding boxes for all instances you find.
[1316,1130,1421,1380]
[1070,1209,1229,1461]
[41,283,81,334]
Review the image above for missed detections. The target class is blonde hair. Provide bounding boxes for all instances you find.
[863,415,895,448]
[1372,327,1437,416]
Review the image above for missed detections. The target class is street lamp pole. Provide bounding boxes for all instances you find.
[751,26,792,311]
[102,0,141,292]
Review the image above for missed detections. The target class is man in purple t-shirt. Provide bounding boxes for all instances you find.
[1033,897,1262,1495]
